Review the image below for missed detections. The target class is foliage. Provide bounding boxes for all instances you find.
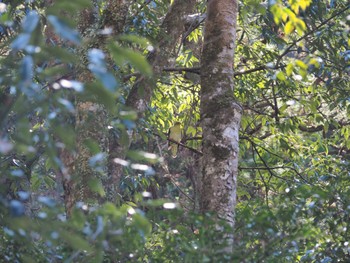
[0,0,350,262]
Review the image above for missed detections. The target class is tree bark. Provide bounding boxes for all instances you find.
[199,0,242,252]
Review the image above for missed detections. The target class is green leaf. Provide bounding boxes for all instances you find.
[295,60,307,70]
[71,209,86,228]
[108,44,152,76]
[126,150,159,164]
[81,82,116,110]
[284,21,294,35]
[295,19,306,36]
[132,213,152,236]
[60,230,91,251]
[88,178,106,197]
[286,63,294,76]
[120,110,138,120]
[279,104,288,113]
[118,34,151,48]
[276,71,286,81]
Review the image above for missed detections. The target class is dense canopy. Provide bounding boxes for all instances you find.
[0,0,350,262]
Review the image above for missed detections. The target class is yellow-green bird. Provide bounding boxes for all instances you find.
[168,122,182,158]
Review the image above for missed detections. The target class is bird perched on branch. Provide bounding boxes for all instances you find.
[168,122,182,158]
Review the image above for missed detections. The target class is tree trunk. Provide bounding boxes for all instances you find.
[125,0,196,113]
[108,0,196,199]
[59,0,131,215]
[199,0,242,252]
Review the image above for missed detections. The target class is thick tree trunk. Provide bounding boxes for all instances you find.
[199,0,242,251]
[103,1,132,203]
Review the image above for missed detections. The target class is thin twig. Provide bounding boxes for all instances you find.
[162,64,284,77]
[169,176,195,203]
[168,137,203,156]
[234,65,284,77]
[252,147,270,205]
[149,129,203,156]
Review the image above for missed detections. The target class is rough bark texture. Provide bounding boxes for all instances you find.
[101,0,130,33]
[43,0,78,216]
[199,0,242,251]
[76,101,109,195]
[101,0,132,203]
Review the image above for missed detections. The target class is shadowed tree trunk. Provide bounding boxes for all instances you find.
[199,0,242,252]
[108,0,196,201]
[53,0,197,213]
[57,0,132,215]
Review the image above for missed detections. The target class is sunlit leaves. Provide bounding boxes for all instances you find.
[1,0,350,262]
[276,71,286,81]
[289,0,312,14]
[176,50,199,67]
[284,20,295,35]
[237,1,350,256]
[270,0,309,36]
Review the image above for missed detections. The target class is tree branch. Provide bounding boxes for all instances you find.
[276,5,350,66]
[163,66,200,74]
[234,65,283,77]
[298,120,350,133]
[150,129,203,156]
[162,64,285,77]
[168,137,203,156]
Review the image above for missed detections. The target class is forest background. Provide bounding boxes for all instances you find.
[0,0,350,262]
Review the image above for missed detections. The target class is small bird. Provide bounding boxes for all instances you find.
[168,122,182,158]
